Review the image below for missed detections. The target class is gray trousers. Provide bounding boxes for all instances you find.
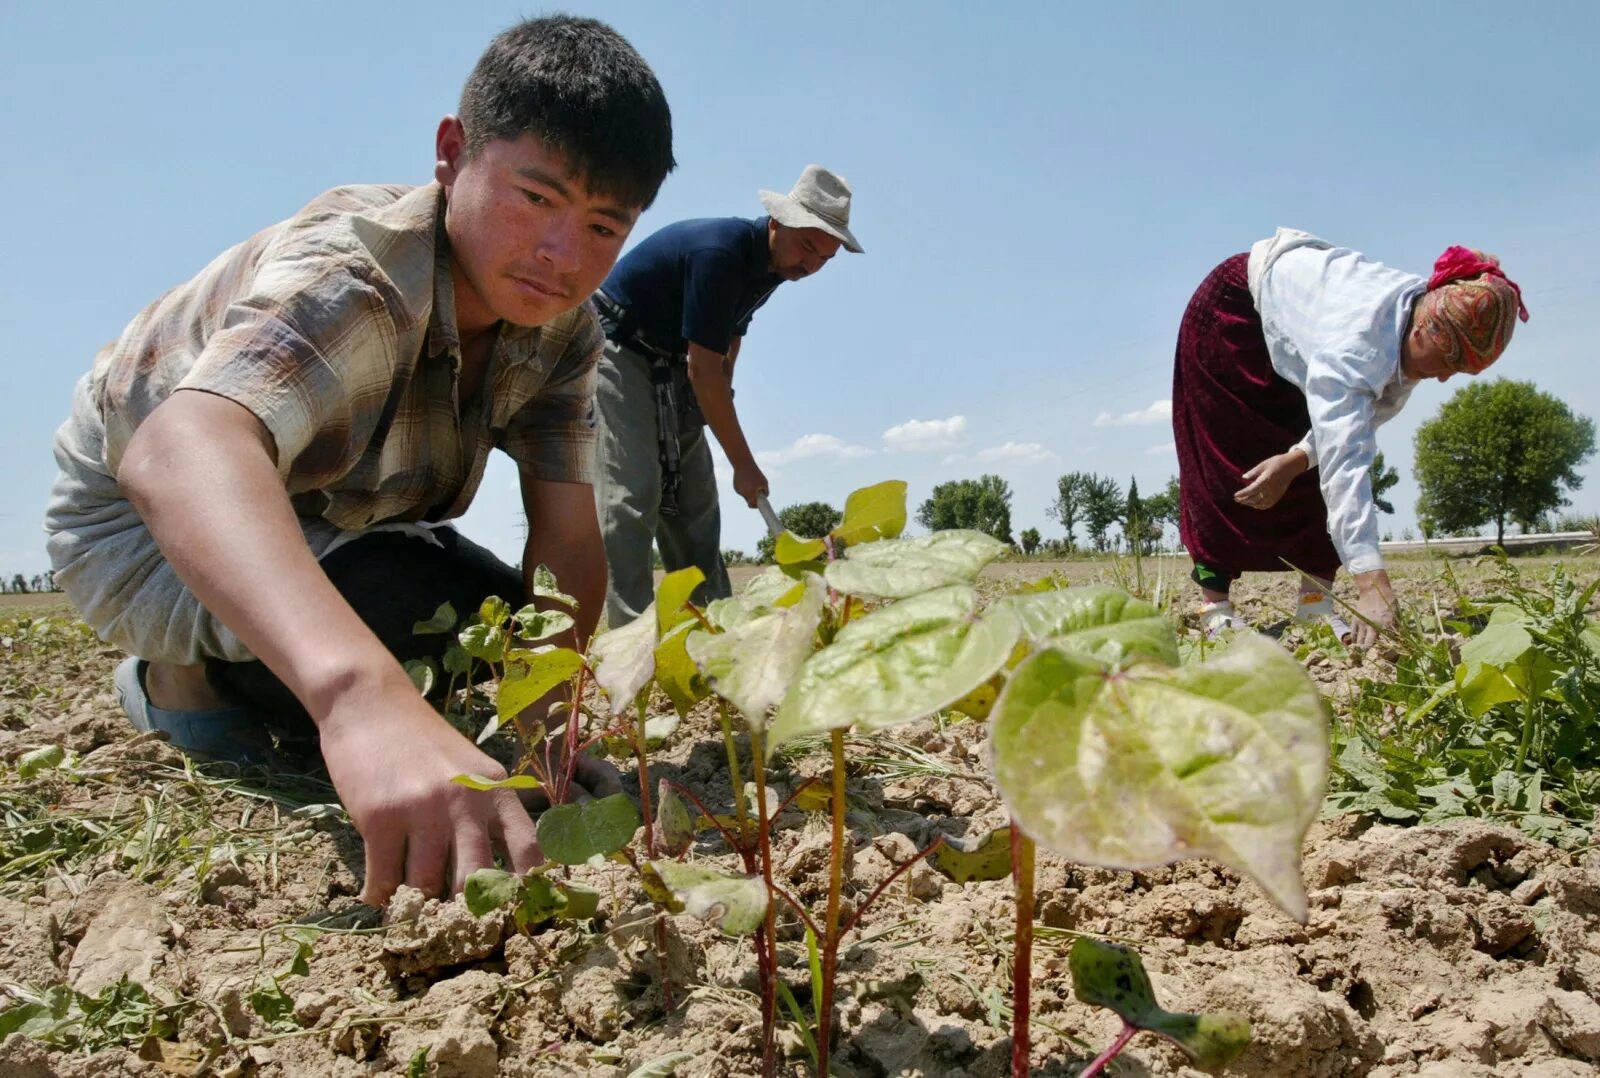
[594,340,732,628]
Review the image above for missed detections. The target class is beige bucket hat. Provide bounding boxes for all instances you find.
[759,165,863,254]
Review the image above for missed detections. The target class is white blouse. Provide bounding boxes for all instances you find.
[1247,228,1426,574]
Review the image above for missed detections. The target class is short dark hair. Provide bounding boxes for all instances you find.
[459,15,675,210]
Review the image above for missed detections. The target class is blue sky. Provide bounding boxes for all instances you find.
[2,2,1597,575]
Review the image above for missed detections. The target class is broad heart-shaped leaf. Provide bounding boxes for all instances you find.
[929,826,1013,883]
[653,779,694,857]
[654,623,710,719]
[823,530,1009,599]
[464,868,519,917]
[1455,660,1524,716]
[496,647,584,725]
[646,861,768,936]
[999,585,1180,666]
[590,604,658,716]
[412,601,458,635]
[530,563,579,610]
[775,530,828,565]
[657,566,706,636]
[479,596,512,630]
[1069,936,1251,1070]
[537,793,642,865]
[766,585,1022,754]
[989,632,1327,922]
[512,875,567,929]
[829,479,908,548]
[706,567,808,630]
[1460,620,1536,668]
[557,881,601,920]
[403,658,438,697]
[459,622,508,663]
[512,607,576,643]
[689,573,826,731]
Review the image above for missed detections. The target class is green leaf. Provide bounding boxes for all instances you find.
[464,868,520,916]
[412,601,458,635]
[497,646,585,724]
[1069,936,1251,1070]
[512,874,567,928]
[654,624,710,719]
[248,983,298,1031]
[1460,620,1535,667]
[829,480,908,547]
[929,826,1013,883]
[537,793,642,865]
[512,607,576,642]
[989,633,1327,922]
[531,564,579,609]
[740,566,810,611]
[1455,660,1524,716]
[775,530,828,565]
[689,573,826,731]
[16,744,65,780]
[822,530,1009,599]
[442,642,471,676]
[557,881,601,921]
[1000,584,1180,666]
[402,658,437,697]
[656,567,706,636]
[479,596,512,629]
[767,585,1021,754]
[653,779,694,858]
[459,623,508,664]
[590,605,658,716]
[407,1047,431,1078]
[646,861,768,935]
[451,772,543,792]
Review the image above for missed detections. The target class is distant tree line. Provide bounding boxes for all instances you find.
[1,571,61,594]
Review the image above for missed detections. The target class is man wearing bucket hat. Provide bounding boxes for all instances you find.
[591,164,862,625]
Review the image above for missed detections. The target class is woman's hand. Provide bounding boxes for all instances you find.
[1351,569,1398,648]
[1234,448,1310,511]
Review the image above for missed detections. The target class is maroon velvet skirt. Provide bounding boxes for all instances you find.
[1172,254,1341,578]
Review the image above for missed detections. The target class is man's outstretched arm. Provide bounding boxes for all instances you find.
[118,389,541,904]
[686,340,766,507]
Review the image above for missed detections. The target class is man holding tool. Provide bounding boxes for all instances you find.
[591,165,863,626]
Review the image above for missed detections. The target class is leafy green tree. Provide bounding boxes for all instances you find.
[915,474,1014,544]
[1047,472,1090,550]
[1019,527,1041,555]
[1370,451,1400,515]
[756,501,843,562]
[1140,476,1181,544]
[1081,474,1124,553]
[1414,379,1596,546]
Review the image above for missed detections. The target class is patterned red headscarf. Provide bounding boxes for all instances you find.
[1421,247,1529,373]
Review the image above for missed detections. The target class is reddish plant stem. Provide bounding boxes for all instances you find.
[751,729,780,1078]
[1011,825,1036,1078]
[768,880,822,940]
[816,730,849,1077]
[663,779,744,859]
[838,835,946,937]
[1077,1020,1137,1078]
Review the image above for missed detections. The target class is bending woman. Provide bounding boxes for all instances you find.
[1172,229,1528,645]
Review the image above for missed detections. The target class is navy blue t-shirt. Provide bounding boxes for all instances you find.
[600,216,782,355]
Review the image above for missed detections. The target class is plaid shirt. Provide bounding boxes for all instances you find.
[89,183,601,530]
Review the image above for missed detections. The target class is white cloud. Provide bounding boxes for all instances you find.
[974,441,1059,464]
[882,415,968,452]
[1145,440,1176,456]
[755,433,874,468]
[1093,399,1172,428]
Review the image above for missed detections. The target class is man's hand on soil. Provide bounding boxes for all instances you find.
[317,683,542,907]
[1352,570,1399,649]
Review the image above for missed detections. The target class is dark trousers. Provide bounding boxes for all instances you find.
[206,527,521,734]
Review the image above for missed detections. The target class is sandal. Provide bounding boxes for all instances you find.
[114,657,279,766]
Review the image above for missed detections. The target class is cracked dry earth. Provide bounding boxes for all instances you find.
[4,559,1600,1077]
